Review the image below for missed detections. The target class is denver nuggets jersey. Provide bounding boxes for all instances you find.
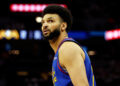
[52,38,96,86]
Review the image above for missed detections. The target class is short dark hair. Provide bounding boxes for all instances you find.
[42,5,73,32]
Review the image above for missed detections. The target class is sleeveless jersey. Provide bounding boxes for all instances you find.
[52,38,96,86]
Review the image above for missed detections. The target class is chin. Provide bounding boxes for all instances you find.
[43,35,50,40]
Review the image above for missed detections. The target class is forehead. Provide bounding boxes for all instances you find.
[42,14,61,20]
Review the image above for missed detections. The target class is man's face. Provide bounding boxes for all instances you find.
[41,14,62,40]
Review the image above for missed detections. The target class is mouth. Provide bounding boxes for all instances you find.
[43,29,50,35]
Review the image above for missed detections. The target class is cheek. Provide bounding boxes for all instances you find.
[41,27,44,32]
[50,24,60,31]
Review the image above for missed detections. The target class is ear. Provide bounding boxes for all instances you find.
[61,22,67,32]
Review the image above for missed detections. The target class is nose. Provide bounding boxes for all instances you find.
[42,23,48,30]
[43,26,48,30]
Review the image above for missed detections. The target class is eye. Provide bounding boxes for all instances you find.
[48,20,54,23]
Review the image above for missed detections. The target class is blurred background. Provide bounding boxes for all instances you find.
[0,0,120,86]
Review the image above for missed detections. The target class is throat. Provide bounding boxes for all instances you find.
[49,36,68,53]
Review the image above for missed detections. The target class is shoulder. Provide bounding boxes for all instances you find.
[58,41,85,62]
[59,41,84,56]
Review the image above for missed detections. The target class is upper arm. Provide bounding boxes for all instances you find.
[59,42,89,86]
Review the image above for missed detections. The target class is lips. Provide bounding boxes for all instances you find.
[43,29,50,34]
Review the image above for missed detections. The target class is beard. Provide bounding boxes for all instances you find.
[42,28,60,40]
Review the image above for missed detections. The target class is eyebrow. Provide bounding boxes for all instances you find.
[47,17,54,20]
[42,17,55,23]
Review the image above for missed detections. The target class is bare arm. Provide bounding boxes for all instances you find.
[59,42,89,86]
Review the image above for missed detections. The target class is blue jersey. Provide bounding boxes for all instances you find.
[52,38,96,86]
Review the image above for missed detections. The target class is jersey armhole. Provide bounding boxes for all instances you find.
[56,38,86,74]
[57,53,69,75]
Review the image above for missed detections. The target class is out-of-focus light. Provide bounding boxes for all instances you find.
[10,4,67,12]
[19,4,24,12]
[20,30,27,40]
[29,30,33,39]
[89,31,105,37]
[0,29,19,40]
[17,71,28,76]
[11,30,19,40]
[5,30,11,37]
[68,31,88,40]
[5,43,11,51]
[12,4,17,11]
[35,16,42,23]
[105,29,120,40]
[24,4,29,11]
[34,30,42,40]
[9,50,20,55]
[88,50,96,56]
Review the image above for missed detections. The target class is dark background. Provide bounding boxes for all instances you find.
[0,0,120,86]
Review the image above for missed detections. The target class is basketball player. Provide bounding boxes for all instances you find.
[41,5,96,86]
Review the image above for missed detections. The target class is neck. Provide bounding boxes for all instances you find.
[49,32,68,53]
